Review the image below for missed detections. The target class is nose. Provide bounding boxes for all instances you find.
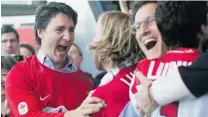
[139,23,149,36]
[6,41,11,47]
[136,23,149,41]
[63,30,73,42]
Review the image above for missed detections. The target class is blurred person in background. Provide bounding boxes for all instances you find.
[89,11,141,117]
[68,43,83,68]
[20,43,36,58]
[6,2,105,117]
[1,25,20,56]
[68,43,95,87]
[1,56,18,117]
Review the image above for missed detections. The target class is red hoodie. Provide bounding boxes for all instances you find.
[6,56,94,117]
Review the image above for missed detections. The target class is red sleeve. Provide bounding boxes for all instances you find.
[5,63,64,117]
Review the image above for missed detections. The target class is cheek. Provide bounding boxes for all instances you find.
[157,36,163,46]
[137,40,145,50]
[71,33,75,40]
[94,56,99,64]
[11,43,18,48]
[150,25,161,37]
[1,43,6,48]
[72,55,78,59]
[43,35,58,48]
[27,51,33,56]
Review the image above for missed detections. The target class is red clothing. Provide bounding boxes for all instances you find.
[129,48,201,117]
[92,65,136,117]
[6,56,94,117]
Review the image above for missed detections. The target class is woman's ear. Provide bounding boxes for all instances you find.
[37,29,44,39]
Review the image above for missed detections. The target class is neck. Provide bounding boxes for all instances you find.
[53,61,65,70]
[39,48,68,70]
[103,64,117,72]
[52,57,68,70]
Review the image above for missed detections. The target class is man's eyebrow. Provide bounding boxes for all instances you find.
[69,26,75,30]
[55,26,65,29]
[56,25,75,30]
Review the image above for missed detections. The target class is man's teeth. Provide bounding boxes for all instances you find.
[144,38,156,45]
[57,45,67,52]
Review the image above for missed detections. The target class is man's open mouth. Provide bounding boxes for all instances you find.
[57,45,68,52]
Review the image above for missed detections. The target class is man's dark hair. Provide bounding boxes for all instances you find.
[34,2,78,45]
[20,43,36,55]
[156,1,208,49]
[132,1,157,23]
[1,25,19,42]
[1,56,18,71]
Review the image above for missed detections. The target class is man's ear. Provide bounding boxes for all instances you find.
[37,29,44,39]
[80,56,84,63]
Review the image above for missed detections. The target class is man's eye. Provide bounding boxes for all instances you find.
[56,28,63,32]
[10,39,17,43]
[1,40,7,43]
[69,29,74,32]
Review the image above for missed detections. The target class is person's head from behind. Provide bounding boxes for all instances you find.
[197,14,208,53]
[1,25,20,55]
[132,1,167,59]
[1,56,18,100]
[20,43,36,58]
[34,2,78,65]
[199,14,208,40]
[68,43,83,68]
[156,1,208,49]
[89,11,140,71]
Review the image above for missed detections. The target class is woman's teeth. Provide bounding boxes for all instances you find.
[144,39,157,50]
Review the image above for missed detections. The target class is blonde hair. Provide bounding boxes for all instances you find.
[89,11,142,68]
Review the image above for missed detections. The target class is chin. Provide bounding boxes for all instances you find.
[54,57,66,63]
[146,52,161,59]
